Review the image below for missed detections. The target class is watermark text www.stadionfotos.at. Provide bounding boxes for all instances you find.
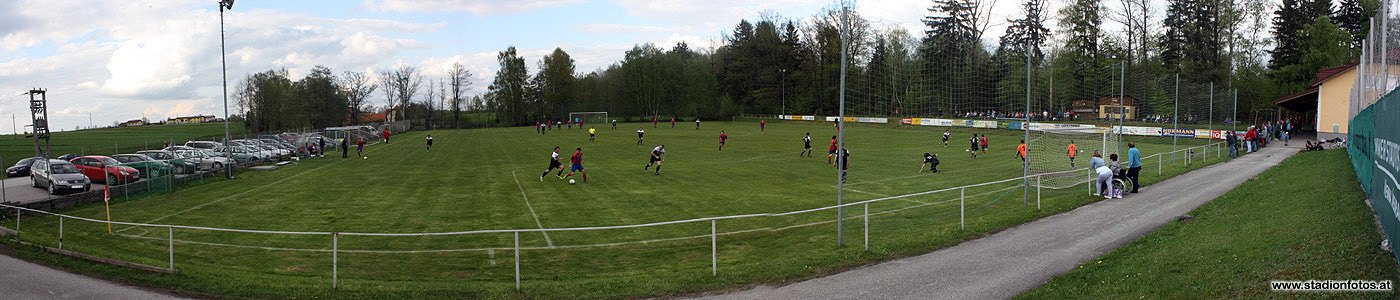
[1271,280,1393,292]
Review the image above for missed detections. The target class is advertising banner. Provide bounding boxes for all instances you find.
[1160,128,1196,138]
[1112,126,1163,136]
[901,118,914,125]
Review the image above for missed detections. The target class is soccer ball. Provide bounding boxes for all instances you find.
[363,156,367,160]
[568,179,576,185]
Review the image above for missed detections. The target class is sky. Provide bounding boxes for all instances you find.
[0,0,1095,132]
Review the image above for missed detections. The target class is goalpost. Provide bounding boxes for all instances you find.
[1027,126,1118,189]
[568,112,610,125]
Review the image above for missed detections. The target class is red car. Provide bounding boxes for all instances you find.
[69,156,140,185]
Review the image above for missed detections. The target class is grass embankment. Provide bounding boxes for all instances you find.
[1021,150,1399,299]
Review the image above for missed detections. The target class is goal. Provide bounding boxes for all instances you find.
[568,112,610,125]
[1027,126,1118,189]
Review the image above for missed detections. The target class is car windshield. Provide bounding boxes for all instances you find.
[14,158,36,166]
[100,158,121,165]
[51,164,79,174]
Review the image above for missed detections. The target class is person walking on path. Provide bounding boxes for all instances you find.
[1126,142,1142,193]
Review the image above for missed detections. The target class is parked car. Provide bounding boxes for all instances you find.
[111,154,175,178]
[30,159,90,195]
[56,153,81,161]
[69,156,139,185]
[184,141,224,150]
[230,140,275,161]
[220,146,261,164]
[6,157,42,177]
[171,149,233,172]
[135,150,199,174]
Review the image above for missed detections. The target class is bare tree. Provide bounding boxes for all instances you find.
[340,71,376,125]
[388,66,424,126]
[447,62,473,128]
[424,76,436,130]
[377,70,397,121]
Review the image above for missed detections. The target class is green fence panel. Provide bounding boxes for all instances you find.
[1351,105,1375,192]
[1357,90,1400,264]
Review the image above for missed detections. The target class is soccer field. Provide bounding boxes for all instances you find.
[7,120,1222,299]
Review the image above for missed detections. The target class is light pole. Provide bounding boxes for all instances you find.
[780,68,787,115]
[219,0,235,179]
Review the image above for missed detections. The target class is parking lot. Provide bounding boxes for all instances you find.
[0,176,111,206]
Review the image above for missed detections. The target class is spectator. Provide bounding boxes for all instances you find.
[1095,155,1114,199]
[340,138,349,158]
[1091,151,1106,196]
[1108,153,1123,199]
[1126,142,1142,193]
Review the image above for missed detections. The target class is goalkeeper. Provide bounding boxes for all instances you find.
[919,153,940,173]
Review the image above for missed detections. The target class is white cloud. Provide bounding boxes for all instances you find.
[575,24,670,34]
[364,0,583,15]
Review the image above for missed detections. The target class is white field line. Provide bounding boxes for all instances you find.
[116,144,385,234]
[107,185,1018,254]
[511,170,555,248]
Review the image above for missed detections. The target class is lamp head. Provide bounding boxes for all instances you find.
[220,0,235,10]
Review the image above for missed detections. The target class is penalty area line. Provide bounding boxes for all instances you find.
[511,170,555,248]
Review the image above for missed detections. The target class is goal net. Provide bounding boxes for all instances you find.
[568,112,609,125]
[1027,126,1117,189]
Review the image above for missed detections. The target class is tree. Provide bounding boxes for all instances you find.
[296,65,347,129]
[537,48,577,119]
[376,71,397,120]
[387,66,423,126]
[446,62,472,128]
[339,71,376,125]
[423,77,436,130]
[1334,0,1378,47]
[487,46,531,125]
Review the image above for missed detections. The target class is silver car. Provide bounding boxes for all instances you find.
[172,149,234,171]
[30,159,91,195]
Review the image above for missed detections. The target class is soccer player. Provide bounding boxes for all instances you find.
[636,128,646,145]
[1017,139,1028,164]
[695,118,701,130]
[942,131,950,147]
[968,134,979,158]
[839,148,850,183]
[1067,140,1079,168]
[671,116,676,128]
[612,119,617,130]
[800,133,813,157]
[425,134,434,152]
[760,120,766,133]
[919,153,940,173]
[718,131,728,151]
[652,116,658,128]
[828,135,839,164]
[589,127,597,142]
[383,128,392,144]
[340,137,348,158]
[540,147,565,181]
[979,134,988,154]
[645,144,666,175]
[563,148,589,183]
[356,137,366,158]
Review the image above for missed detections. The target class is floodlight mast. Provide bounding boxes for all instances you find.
[220,0,234,179]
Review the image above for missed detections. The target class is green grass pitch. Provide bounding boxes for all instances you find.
[6,120,1221,299]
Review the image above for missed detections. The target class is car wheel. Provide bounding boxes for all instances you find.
[47,182,56,195]
[31,177,39,188]
[212,162,224,172]
[107,173,117,185]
